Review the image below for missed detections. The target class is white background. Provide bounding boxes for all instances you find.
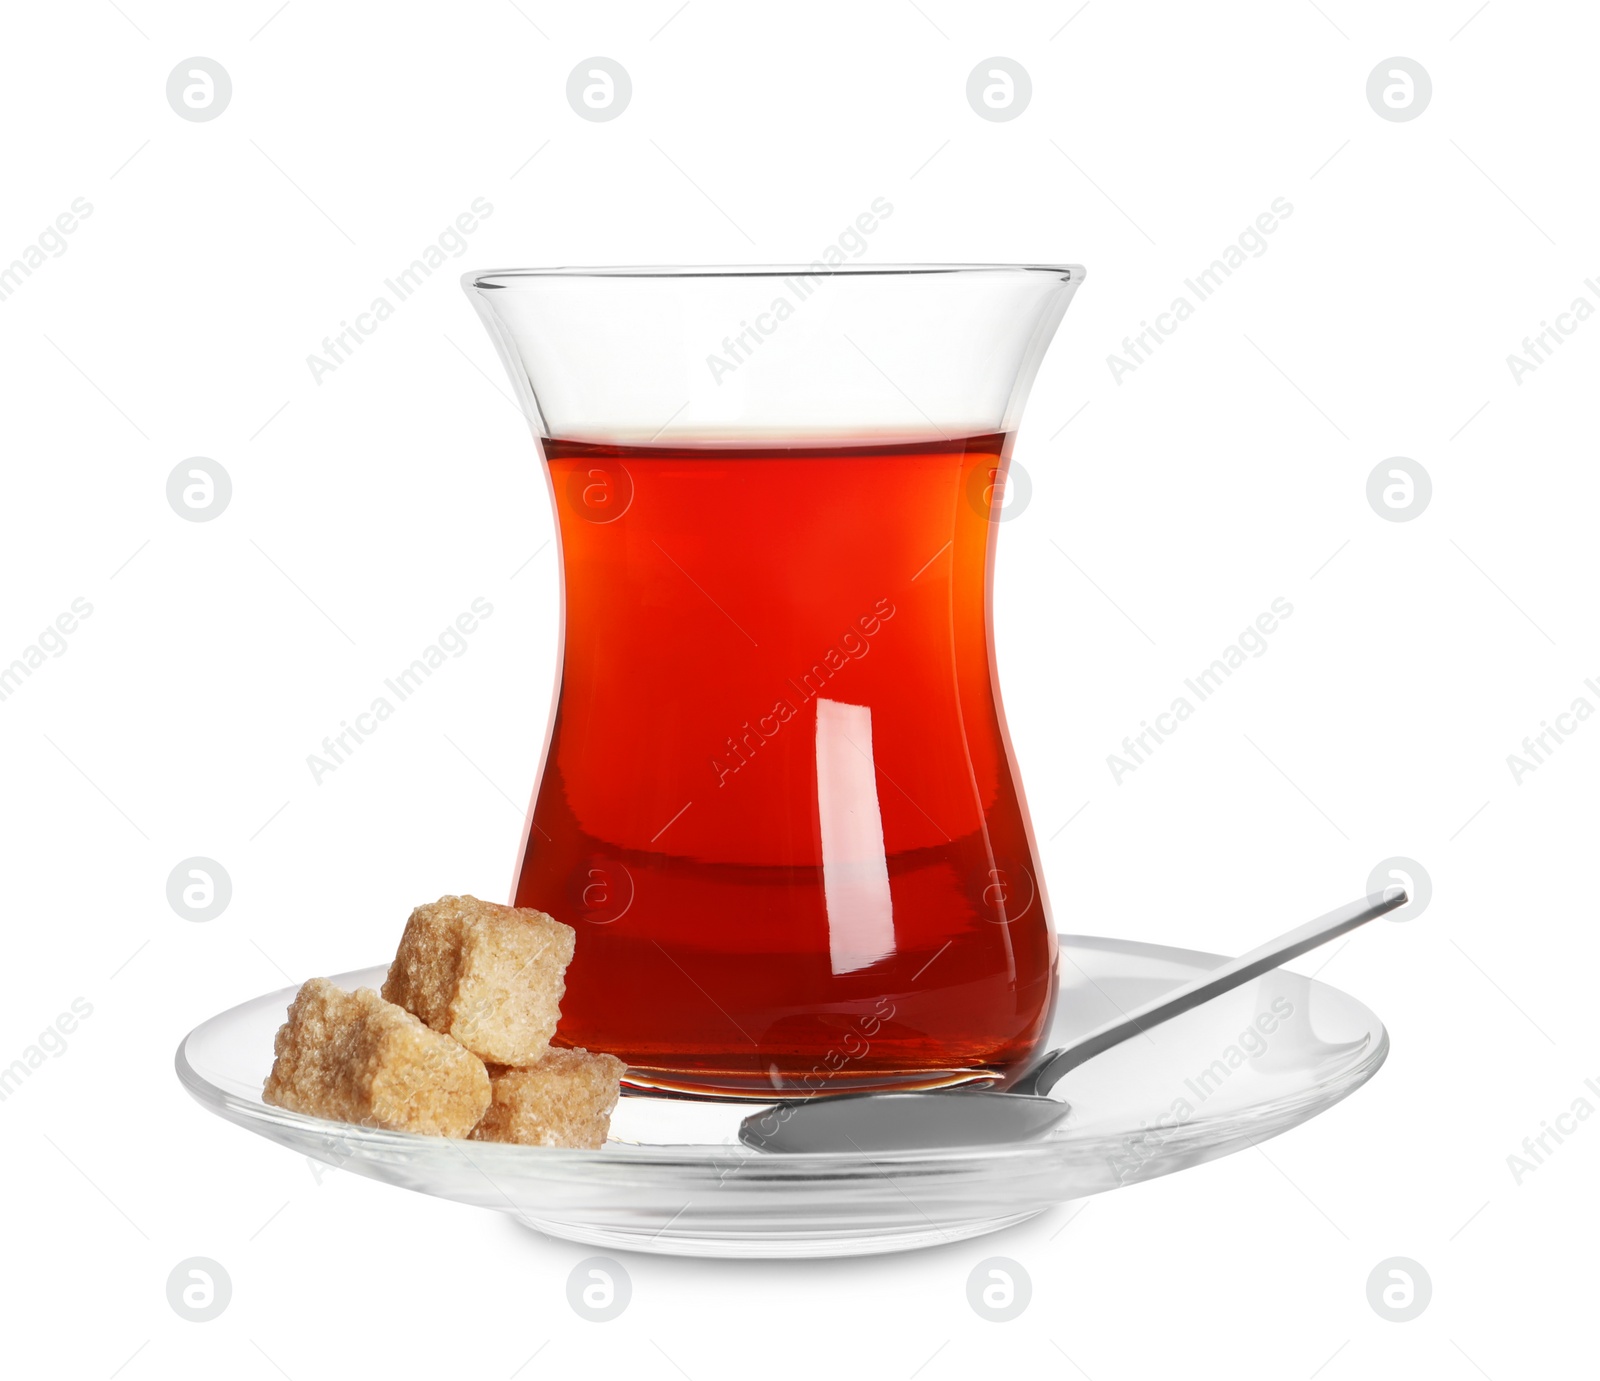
[2,1,1596,1377]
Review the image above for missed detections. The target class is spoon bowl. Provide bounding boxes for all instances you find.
[740,1089,1074,1154]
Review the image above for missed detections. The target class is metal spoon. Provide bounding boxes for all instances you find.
[738,888,1407,1154]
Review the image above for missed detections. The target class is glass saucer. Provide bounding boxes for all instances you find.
[175,934,1387,1259]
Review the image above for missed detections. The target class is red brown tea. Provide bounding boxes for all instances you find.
[516,433,1056,1095]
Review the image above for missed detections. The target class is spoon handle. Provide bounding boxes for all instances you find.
[1019,889,1408,1098]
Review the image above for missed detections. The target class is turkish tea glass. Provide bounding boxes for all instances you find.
[465,264,1086,1096]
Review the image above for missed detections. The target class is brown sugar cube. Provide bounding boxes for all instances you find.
[262,978,490,1137]
[469,1047,627,1149]
[381,895,576,1065]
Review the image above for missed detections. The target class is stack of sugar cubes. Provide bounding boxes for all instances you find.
[263,895,625,1148]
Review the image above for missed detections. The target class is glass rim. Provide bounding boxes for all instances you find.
[466,263,1085,288]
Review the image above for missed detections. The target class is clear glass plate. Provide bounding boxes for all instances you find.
[176,935,1387,1258]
